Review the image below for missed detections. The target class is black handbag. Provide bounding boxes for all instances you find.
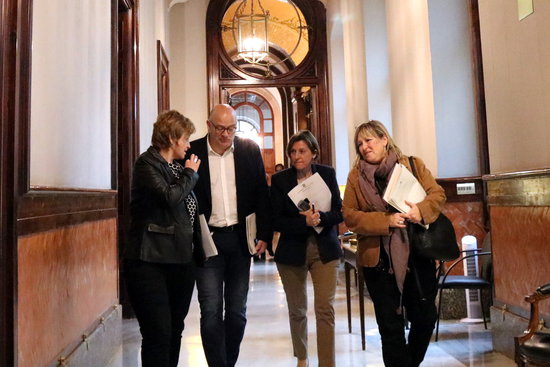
[407,157,460,261]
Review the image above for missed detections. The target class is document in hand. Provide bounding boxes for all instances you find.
[287,173,332,234]
[199,214,218,259]
[383,163,426,213]
[245,213,257,255]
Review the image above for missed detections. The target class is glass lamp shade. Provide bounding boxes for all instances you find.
[236,13,268,64]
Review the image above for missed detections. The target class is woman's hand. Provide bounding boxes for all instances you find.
[404,200,422,224]
[300,207,321,227]
[185,154,201,172]
[390,213,408,228]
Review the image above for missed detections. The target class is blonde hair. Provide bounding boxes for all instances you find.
[353,120,402,167]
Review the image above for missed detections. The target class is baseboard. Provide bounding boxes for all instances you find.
[50,305,122,367]
[490,305,528,360]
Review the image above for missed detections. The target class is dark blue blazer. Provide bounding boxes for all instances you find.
[183,135,271,254]
[270,164,343,266]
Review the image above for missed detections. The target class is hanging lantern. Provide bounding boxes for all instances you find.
[233,0,269,64]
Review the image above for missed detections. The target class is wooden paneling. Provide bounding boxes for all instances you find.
[17,219,118,367]
[490,206,550,316]
[1,0,32,364]
[484,170,550,317]
[17,189,117,235]
[437,177,484,203]
[0,0,18,363]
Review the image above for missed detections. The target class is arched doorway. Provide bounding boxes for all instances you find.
[206,0,332,166]
[231,91,276,173]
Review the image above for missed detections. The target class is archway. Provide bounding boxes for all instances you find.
[206,0,332,165]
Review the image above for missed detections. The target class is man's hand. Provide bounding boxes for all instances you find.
[255,240,267,254]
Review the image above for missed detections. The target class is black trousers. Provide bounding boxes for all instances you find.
[363,255,437,367]
[125,259,196,367]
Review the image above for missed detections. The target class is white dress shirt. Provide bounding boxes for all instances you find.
[207,137,238,227]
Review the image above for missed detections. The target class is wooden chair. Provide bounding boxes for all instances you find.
[515,283,550,367]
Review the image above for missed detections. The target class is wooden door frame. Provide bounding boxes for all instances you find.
[157,39,170,113]
[206,0,332,165]
[114,0,140,318]
[0,0,18,363]
[0,0,33,363]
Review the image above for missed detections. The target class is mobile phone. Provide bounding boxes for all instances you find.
[297,198,311,211]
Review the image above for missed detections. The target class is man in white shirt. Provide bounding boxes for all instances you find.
[185,104,270,367]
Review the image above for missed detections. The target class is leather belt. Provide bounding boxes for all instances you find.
[209,224,238,233]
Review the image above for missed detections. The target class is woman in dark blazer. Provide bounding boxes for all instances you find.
[270,130,343,367]
[124,110,202,367]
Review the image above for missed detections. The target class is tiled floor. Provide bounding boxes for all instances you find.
[114,260,516,367]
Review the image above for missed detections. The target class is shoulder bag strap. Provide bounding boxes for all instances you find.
[408,156,419,179]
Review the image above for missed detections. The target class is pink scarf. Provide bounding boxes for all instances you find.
[358,151,410,294]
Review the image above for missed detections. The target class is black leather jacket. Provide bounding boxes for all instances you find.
[125,146,203,264]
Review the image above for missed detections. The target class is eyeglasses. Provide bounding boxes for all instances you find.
[208,120,237,134]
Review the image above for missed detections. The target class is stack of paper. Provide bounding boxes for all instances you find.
[199,213,258,258]
[383,163,426,213]
[287,173,332,234]
[199,214,218,258]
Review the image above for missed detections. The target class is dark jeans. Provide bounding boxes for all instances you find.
[363,255,437,367]
[196,231,251,367]
[125,259,195,367]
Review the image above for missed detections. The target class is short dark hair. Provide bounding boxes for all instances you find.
[151,110,195,149]
[286,130,320,159]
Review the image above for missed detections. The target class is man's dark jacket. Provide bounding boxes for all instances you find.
[126,146,203,264]
[184,135,271,255]
[270,163,343,266]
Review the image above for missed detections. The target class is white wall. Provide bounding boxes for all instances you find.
[327,0,351,184]
[30,0,111,189]
[363,0,393,133]
[169,0,209,141]
[139,0,171,153]
[428,0,480,178]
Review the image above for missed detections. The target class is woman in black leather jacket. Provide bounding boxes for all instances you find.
[124,110,202,367]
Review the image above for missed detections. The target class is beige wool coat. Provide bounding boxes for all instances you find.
[342,155,446,268]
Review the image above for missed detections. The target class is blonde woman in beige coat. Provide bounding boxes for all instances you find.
[343,120,446,367]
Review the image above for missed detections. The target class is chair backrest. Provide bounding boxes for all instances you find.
[439,249,492,285]
[479,232,492,282]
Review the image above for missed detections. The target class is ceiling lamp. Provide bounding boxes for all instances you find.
[233,0,269,64]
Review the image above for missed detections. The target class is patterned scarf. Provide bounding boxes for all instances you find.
[168,162,197,226]
[357,151,410,294]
